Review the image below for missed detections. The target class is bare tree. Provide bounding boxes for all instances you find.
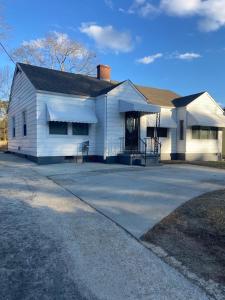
[0,6,9,40]
[0,65,12,100]
[12,31,97,75]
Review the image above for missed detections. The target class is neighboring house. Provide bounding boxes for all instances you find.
[7,63,225,164]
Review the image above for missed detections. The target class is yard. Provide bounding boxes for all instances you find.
[142,189,225,292]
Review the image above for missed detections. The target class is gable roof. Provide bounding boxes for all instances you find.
[17,63,207,108]
[17,63,120,97]
[172,92,206,107]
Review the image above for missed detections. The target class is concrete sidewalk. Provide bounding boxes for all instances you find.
[0,154,210,299]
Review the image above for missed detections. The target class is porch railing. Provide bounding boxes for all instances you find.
[119,136,161,155]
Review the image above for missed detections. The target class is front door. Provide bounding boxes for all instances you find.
[125,112,140,152]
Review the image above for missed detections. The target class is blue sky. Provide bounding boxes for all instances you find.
[1,0,225,105]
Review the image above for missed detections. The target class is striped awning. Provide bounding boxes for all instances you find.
[119,100,160,114]
[47,103,98,124]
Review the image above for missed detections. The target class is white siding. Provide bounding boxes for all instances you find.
[8,70,37,156]
[95,95,106,157]
[176,107,187,154]
[9,71,223,163]
[145,107,176,159]
[36,93,96,157]
[185,93,224,160]
[106,81,149,156]
[171,109,177,155]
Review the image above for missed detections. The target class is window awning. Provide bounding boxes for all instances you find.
[119,100,160,114]
[187,112,225,128]
[147,112,177,128]
[47,102,98,124]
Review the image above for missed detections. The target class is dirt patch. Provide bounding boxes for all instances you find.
[141,189,225,288]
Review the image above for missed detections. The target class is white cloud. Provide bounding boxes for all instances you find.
[120,0,225,31]
[137,53,163,64]
[161,0,225,31]
[136,51,201,64]
[80,23,133,53]
[160,0,201,16]
[198,0,225,31]
[176,52,201,60]
[104,0,113,9]
[121,0,159,17]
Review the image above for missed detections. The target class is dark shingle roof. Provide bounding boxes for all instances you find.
[172,92,205,107]
[18,63,204,108]
[18,63,119,97]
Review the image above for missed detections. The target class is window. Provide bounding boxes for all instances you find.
[49,121,68,135]
[180,120,184,140]
[147,127,154,138]
[147,127,168,138]
[22,111,27,136]
[158,128,168,138]
[12,116,15,137]
[192,126,218,140]
[72,123,89,135]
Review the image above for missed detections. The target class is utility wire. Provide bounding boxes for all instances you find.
[0,41,15,65]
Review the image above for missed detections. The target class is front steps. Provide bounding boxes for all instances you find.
[117,153,160,166]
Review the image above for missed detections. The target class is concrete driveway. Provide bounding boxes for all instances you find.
[0,153,210,299]
[36,162,225,238]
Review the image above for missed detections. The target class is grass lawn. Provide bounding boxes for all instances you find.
[163,160,225,170]
[141,189,225,288]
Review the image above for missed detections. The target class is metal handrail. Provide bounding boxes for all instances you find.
[139,137,147,165]
[144,137,161,155]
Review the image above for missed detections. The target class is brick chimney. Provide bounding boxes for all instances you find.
[97,64,111,81]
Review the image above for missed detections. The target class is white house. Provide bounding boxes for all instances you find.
[8,63,225,164]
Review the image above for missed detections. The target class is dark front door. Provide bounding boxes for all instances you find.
[125,112,140,152]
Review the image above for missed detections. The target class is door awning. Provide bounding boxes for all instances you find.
[47,102,98,124]
[119,100,160,114]
[147,112,177,128]
[187,112,225,128]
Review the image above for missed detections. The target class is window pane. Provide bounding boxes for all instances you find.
[23,111,26,124]
[180,120,184,140]
[200,127,209,139]
[23,124,27,136]
[192,126,200,139]
[72,123,89,135]
[157,128,168,138]
[12,117,15,137]
[192,126,218,140]
[209,127,218,139]
[147,127,154,138]
[49,122,68,135]
[23,112,27,136]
